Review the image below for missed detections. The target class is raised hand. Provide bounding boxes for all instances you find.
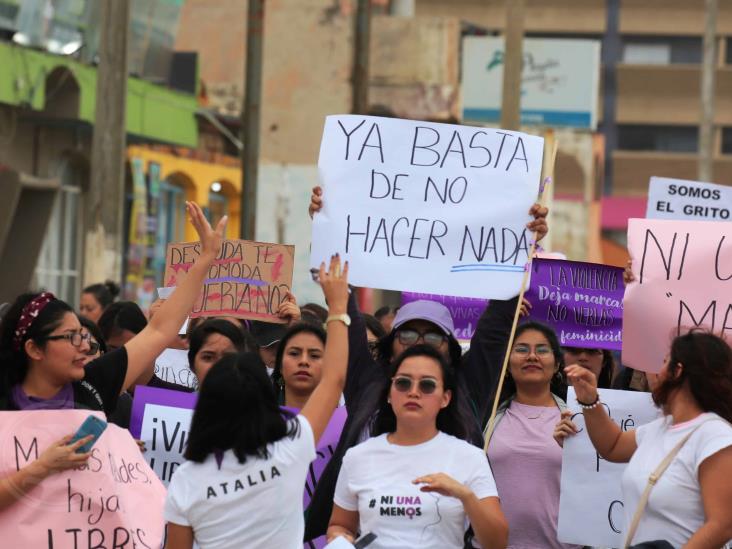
[277,291,301,324]
[186,201,226,258]
[413,472,472,502]
[565,364,599,404]
[553,409,578,448]
[319,254,349,313]
[527,203,549,242]
[308,186,323,219]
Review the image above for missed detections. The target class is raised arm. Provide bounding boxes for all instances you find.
[122,202,225,390]
[564,365,637,463]
[301,255,349,444]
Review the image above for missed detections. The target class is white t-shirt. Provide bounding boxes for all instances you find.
[622,412,732,548]
[164,415,316,549]
[334,431,499,549]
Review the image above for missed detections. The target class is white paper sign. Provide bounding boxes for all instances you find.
[557,387,660,547]
[646,176,732,222]
[154,348,198,390]
[311,115,544,299]
[157,287,190,334]
[140,403,194,486]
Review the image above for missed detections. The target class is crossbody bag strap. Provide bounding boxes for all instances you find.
[622,423,705,548]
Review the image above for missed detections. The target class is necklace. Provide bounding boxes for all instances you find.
[512,402,548,420]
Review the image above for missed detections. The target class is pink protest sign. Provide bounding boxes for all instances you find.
[0,409,166,547]
[623,218,732,373]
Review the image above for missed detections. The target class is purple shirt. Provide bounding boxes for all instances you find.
[487,401,581,549]
[11,383,74,410]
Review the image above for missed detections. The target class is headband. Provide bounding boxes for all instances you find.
[13,292,56,351]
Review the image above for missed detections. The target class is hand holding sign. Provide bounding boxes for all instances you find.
[553,409,578,448]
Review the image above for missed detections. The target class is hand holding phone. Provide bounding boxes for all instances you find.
[68,415,108,454]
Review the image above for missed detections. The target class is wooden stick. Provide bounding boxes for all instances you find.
[483,133,558,452]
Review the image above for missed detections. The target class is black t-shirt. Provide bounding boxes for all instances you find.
[0,347,128,416]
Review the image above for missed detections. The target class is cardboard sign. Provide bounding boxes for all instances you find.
[646,176,731,222]
[0,410,166,547]
[525,258,624,350]
[311,115,544,300]
[558,388,659,548]
[130,386,196,486]
[623,218,732,373]
[154,348,198,390]
[401,292,489,341]
[164,239,295,322]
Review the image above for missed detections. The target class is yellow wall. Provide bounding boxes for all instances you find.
[127,146,242,241]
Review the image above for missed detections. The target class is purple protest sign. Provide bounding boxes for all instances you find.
[401,292,489,341]
[130,385,197,440]
[524,258,624,351]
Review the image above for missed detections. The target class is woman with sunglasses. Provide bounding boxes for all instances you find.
[0,203,224,509]
[327,344,508,548]
[484,321,580,549]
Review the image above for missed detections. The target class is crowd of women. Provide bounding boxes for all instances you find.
[0,195,730,549]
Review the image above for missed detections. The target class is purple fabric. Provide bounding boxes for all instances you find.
[392,298,459,338]
[524,258,625,351]
[401,292,488,341]
[10,383,75,410]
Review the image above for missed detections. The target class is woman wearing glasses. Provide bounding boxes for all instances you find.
[327,344,508,548]
[484,322,580,549]
[0,202,224,509]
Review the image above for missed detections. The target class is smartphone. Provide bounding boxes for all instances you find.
[354,533,377,549]
[69,415,108,454]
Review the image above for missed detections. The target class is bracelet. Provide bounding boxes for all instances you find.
[576,394,601,410]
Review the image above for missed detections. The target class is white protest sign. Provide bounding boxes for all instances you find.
[646,176,732,221]
[558,387,659,547]
[311,115,544,299]
[130,387,197,486]
[154,348,198,390]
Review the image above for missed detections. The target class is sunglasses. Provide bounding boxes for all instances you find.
[86,341,101,356]
[563,347,604,356]
[396,329,447,348]
[392,376,439,395]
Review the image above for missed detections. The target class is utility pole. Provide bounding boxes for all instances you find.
[699,0,717,182]
[352,0,371,114]
[241,0,265,240]
[85,0,130,287]
[500,0,525,131]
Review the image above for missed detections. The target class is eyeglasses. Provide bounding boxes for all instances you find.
[563,347,604,356]
[86,341,101,356]
[511,344,553,357]
[396,329,447,348]
[44,331,92,349]
[392,376,439,394]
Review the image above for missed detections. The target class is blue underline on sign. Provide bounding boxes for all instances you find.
[205,277,267,286]
[450,264,525,273]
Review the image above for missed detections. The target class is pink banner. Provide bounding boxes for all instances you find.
[0,410,166,547]
[623,218,732,373]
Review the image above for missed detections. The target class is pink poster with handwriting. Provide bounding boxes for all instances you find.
[623,218,732,373]
[0,410,166,547]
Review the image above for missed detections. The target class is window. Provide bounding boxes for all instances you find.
[207,188,229,230]
[34,157,83,305]
[156,180,186,285]
[622,37,702,65]
[721,128,732,155]
[618,125,698,153]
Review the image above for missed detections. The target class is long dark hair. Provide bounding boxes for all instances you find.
[372,344,469,440]
[0,293,75,392]
[187,319,253,368]
[82,281,120,309]
[272,322,326,402]
[598,350,616,389]
[184,352,299,463]
[653,330,732,423]
[497,321,567,405]
[97,301,147,341]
